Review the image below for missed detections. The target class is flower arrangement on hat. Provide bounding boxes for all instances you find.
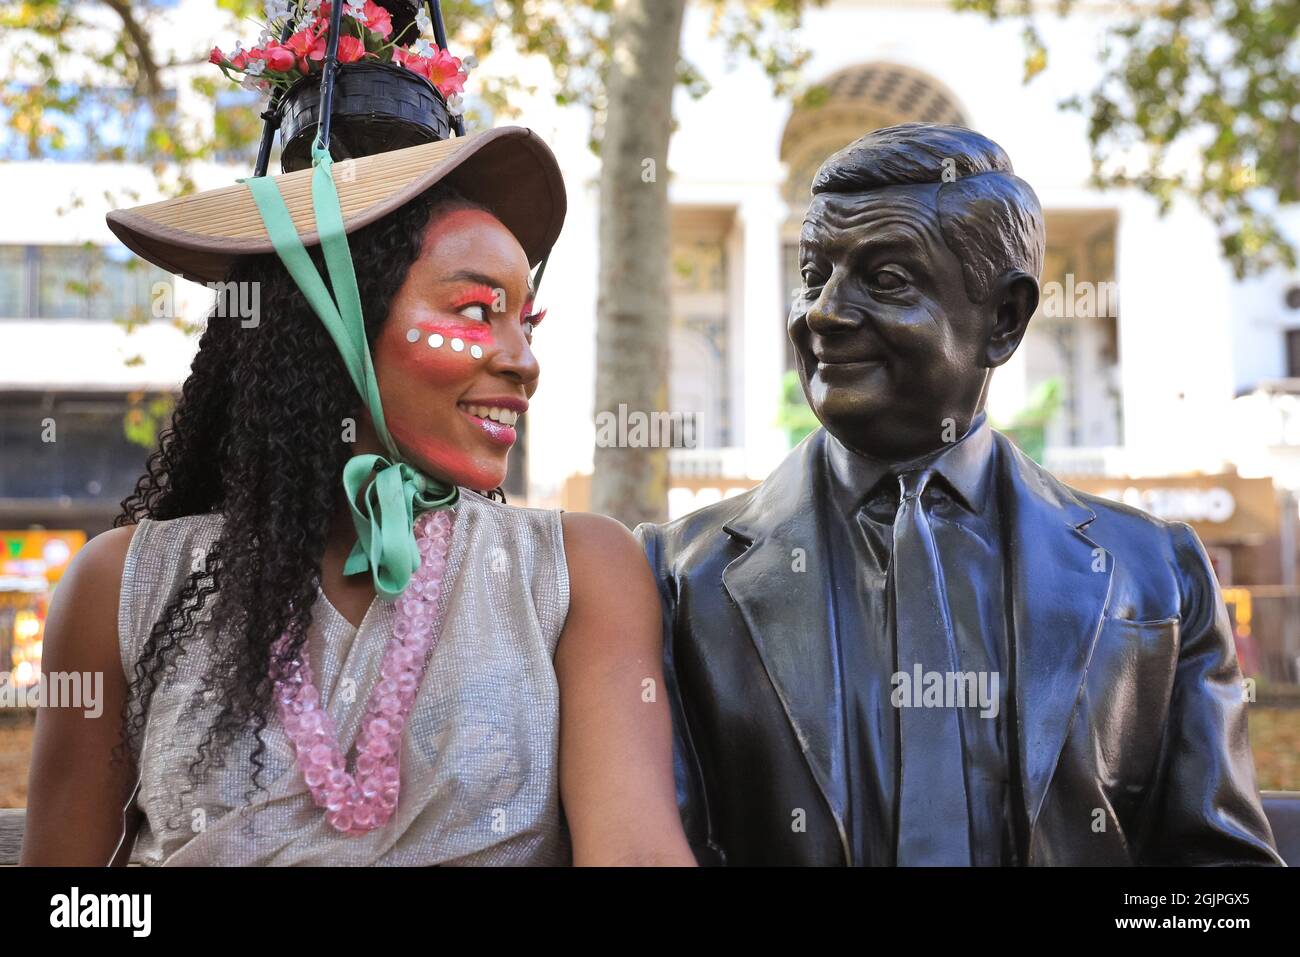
[209,0,475,115]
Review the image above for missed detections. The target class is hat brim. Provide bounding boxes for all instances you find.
[106,126,566,284]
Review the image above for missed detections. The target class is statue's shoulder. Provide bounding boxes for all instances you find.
[994,432,1186,571]
[634,485,758,571]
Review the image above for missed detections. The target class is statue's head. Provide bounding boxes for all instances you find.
[789,123,1045,461]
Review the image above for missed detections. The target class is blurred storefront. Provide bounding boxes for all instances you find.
[0,529,83,705]
[1061,471,1298,686]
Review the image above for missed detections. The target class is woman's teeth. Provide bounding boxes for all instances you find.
[464,404,519,427]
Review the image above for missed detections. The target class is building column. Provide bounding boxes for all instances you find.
[737,188,790,479]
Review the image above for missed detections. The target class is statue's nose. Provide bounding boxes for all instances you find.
[805,284,863,335]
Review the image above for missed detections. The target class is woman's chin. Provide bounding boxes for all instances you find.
[412,457,507,493]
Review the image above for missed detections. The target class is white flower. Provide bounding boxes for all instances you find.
[240,75,265,92]
[264,0,292,21]
[345,0,366,19]
[244,59,266,76]
[415,9,432,34]
[413,38,434,58]
[303,0,322,13]
[462,54,478,69]
[447,93,464,116]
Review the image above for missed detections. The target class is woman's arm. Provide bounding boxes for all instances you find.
[20,524,143,866]
[555,512,697,866]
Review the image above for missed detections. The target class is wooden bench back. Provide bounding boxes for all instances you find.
[4,794,1300,865]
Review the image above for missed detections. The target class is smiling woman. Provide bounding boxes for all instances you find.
[19,128,695,867]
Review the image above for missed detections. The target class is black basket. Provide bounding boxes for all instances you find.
[277,60,451,173]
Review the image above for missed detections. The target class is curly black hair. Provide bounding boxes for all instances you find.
[111,181,499,825]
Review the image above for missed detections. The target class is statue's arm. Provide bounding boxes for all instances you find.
[1133,522,1283,865]
[632,521,723,865]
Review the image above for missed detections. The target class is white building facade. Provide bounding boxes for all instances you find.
[3,0,1298,534]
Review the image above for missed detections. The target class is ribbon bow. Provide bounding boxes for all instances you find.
[242,142,459,600]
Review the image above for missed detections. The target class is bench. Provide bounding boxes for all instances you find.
[4,794,1300,865]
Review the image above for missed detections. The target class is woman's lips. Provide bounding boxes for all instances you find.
[458,404,517,446]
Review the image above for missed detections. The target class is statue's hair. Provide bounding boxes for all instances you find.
[810,123,1045,303]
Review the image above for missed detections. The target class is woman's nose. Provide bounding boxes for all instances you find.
[486,324,540,385]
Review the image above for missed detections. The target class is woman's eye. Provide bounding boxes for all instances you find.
[456,302,490,322]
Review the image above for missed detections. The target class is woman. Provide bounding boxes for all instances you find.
[20,128,695,865]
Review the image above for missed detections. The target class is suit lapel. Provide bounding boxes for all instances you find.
[995,434,1114,856]
[721,429,851,862]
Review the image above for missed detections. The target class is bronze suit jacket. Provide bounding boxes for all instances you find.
[634,428,1283,866]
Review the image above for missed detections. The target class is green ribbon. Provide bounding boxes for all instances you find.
[240,143,458,601]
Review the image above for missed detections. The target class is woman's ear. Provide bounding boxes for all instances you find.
[984,270,1039,368]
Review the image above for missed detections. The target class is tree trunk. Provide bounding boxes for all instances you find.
[592,0,688,527]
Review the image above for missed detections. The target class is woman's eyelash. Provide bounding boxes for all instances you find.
[524,307,546,327]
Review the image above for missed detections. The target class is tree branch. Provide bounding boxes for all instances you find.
[102,0,164,98]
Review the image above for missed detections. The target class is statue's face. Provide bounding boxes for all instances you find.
[789,184,997,461]
[370,207,542,491]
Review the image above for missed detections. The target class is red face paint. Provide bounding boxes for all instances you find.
[387,415,502,489]
[414,320,494,344]
[448,283,501,312]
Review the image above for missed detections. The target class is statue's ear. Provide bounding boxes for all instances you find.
[984,269,1039,368]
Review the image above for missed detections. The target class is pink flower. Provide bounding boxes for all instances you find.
[425,49,464,96]
[209,47,225,65]
[400,52,431,81]
[230,51,249,69]
[286,24,328,74]
[337,35,366,63]
[263,42,296,73]
[401,51,461,98]
[362,1,392,39]
[284,28,318,57]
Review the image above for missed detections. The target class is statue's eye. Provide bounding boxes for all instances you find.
[801,266,825,290]
[871,269,907,292]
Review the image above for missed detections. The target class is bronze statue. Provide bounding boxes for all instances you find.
[636,123,1283,865]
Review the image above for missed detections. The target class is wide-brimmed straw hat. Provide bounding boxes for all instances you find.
[106,125,566,284]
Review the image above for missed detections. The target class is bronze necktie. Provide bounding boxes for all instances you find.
[892,467,973,865]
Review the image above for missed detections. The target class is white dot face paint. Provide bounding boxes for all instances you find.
[406,328,421,343]
[428,333,445,349]
[450,338,465,352]
[469,344,483,359]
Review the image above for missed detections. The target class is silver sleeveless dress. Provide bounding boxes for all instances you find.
[116,490,572,865]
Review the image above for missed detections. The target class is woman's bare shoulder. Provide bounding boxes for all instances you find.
[69,524,138,596]
[559,511,651,582]
[558,511,660,642]
[43,524,140,668]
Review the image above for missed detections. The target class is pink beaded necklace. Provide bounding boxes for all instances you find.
[272,508,453,835]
